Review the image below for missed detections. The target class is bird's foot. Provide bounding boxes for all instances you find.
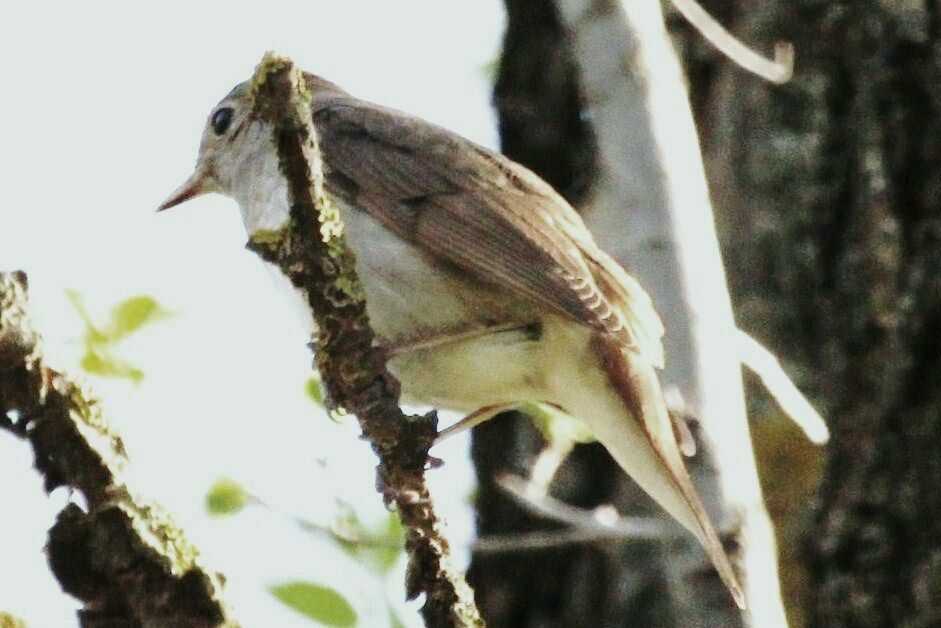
[434,404,514,444]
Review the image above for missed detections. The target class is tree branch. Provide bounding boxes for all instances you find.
[667,0,793,84]
[473,526,638,554]
[552,0,789,622]
[242,53,482,628]
[495,474,671,539]
[0,271,236,627]
[736,329,829,444]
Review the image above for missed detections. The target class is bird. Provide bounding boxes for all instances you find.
[159,73,745,608]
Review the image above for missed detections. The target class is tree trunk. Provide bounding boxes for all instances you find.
[469,0,786,625]
[674,1,941,625]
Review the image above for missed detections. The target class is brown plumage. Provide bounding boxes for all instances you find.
[309,76,664,364]
[161,73,745,609]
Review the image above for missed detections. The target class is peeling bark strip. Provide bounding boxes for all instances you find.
[243,54,483,628]
[472,1,786,626]
[682,2,941,624]
[0,272,236,628]
[550,1,787,624]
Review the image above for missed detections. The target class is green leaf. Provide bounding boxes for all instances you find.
[66,289,107,343]
[105,295,170,342]
[67,291,171,382]
[478,54,500,80]
[374,514,405,573]
[305,374,324,406]
[522,401,595,445]
[269,581,357,627]
[336,511,404,575]
[65,288,94,327]
[388,608,408,628]
[80,350,144,383]
[206,478,249,516]
[465,486,479,507]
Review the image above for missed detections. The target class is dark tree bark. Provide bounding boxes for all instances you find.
[491,0,597,206]
[673,1,941,625]
[473,0,941,626]
[469,2,656,625]
[470,0,781,625]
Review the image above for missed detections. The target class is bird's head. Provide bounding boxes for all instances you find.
[158,82,278,213]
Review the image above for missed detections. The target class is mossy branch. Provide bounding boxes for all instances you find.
[0,271,236,628]
[243,53,483,627]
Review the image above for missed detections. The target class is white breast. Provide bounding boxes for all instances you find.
[234,169,489,335]
[335,197,487,340]
[235,184,542,412]
[231,143,293,233]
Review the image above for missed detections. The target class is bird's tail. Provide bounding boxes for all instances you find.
[586,335,746,609]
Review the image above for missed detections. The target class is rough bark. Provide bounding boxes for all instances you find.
[676,1,941,625]
[242,54,482,628]
[554,0,785,623]
[0,272,236,628]
[471,1,786,625]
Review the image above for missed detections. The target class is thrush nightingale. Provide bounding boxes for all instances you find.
[160,73,744,608]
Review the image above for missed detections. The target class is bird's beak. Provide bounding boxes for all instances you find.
[157,169,215,212]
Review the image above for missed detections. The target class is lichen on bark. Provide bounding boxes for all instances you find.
[0,271,236,627]
[243,52,483,627]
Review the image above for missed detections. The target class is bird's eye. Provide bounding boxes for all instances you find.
[211,107,234,135]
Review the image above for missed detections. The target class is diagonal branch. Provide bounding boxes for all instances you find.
[736,329,829,444]
[667,0,793,84]
[0,271,236,627]
[552,0,789,621]
[495,473,671,539]
[243,53,482,628]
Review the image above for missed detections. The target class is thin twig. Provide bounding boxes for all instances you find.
[472,527,635,554]
[256,479,642,557]
[667,0,794,84]
[434,404,510,444]
[250,493,400,551]
[495,473,672,539]
[526,439,576,496]
[736,329,830,444]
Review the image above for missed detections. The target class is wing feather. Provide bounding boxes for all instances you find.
[312,95,665,365]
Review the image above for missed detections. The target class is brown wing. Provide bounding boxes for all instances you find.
[312,95,663,363]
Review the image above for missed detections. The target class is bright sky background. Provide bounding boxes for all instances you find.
[0,1,505,625]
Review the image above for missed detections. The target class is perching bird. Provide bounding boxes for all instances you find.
[160,73,744,608]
